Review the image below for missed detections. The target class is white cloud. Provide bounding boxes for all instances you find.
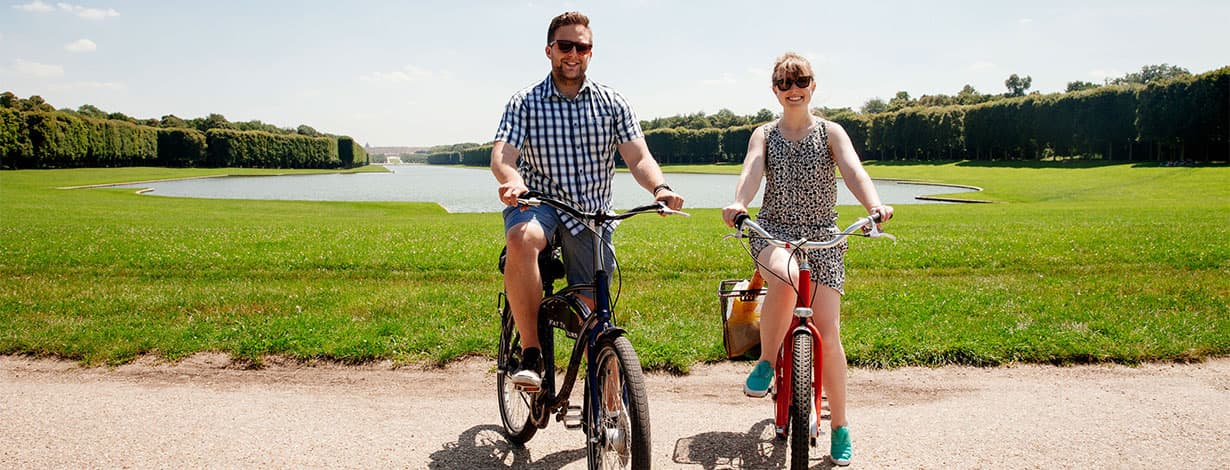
[13,0,54,12]
[1019,18,1033,25]
[1087,69,1120,82]
[700,73,737,87]
[360,65,435,83]
[968,61,996,71]
[56,3,119,20]
[64,38,97,53]
[46,81,125,92]
[14,59,64,78]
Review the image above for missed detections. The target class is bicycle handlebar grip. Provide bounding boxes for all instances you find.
[733,213,750,228]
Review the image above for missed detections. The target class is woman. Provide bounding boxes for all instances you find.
[721,52,893,466]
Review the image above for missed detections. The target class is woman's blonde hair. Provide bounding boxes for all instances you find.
[772,52,813,80]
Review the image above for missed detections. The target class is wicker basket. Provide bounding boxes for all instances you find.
[717,277,766,358]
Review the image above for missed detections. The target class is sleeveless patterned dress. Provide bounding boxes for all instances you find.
[750,119,848,294]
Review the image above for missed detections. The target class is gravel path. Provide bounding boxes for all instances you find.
[2,354,1228,469]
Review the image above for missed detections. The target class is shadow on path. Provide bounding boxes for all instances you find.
[428,424,584,469]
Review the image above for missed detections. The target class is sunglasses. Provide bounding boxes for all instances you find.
[550,39,592,54]
[773,76,813,91]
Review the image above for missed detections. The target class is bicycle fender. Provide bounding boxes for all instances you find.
[594,326,627,346]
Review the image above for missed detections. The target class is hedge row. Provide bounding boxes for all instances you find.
[0,109,368,169]
[432,66,1227,165]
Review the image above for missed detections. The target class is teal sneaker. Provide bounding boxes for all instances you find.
[743,360,773,397]
[830,426,852,466]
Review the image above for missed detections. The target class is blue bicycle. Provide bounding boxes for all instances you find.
[496,191,688,469]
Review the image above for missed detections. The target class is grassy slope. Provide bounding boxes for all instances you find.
[1,162,1226,370]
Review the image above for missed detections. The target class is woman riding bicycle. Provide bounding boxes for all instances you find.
[721,52,893,467]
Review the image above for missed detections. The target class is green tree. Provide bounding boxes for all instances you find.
[76,104,107,119]
[752,108,776,124]
[886,91,915,112]
[159,114,188,128]
[0,91,17,109]
[1005,74,1032,97]
[956,84,987,105]
[861,97,888,114]
[296,124,320,137]
[1066,81,1099,93]
[1114,63,1191,85]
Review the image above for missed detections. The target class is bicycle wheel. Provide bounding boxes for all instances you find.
[585,336,651,470]
[497,300,538,444]
[789,331,814,470]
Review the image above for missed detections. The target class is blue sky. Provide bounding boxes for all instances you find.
[2,1,1227,147]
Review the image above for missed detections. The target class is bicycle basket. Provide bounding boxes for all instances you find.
[717,275,766,358]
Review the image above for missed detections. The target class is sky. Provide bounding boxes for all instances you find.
[2,1,1228,148]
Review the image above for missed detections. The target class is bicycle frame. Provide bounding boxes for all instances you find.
[729,214,893,440]
[517,193,688,427]
[774,254,821,438]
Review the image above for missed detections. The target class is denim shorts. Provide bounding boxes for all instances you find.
[503,204,615,288]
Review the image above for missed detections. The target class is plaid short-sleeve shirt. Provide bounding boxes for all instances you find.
[494,74,644,235]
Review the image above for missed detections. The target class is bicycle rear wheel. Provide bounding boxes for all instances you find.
[497,299,538,444]
[789,331,814,470]
[586,336,651,470]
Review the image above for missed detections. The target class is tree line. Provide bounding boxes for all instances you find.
[425,64,1227,166]
[0,93,368,169]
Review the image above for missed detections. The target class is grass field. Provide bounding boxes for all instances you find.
[1,162,1227,371]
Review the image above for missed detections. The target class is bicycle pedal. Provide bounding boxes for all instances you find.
[558,405,584,429]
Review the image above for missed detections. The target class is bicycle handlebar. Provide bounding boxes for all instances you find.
[516,191,690,222]
[731,212,894,250]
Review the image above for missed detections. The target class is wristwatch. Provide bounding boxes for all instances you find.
[652,183,672,195]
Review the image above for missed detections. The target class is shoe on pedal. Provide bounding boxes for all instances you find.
[512,347,543,392]
[830,425,852,466]
[743,360,773,398]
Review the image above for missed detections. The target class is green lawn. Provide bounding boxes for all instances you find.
[1,162,1227,371]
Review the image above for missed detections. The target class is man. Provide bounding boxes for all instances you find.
[491,11,684,391]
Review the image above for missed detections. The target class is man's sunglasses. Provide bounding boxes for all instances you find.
[551,40,592,54]
[773,76,813,91]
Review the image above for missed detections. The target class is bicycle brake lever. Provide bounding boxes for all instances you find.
[866,225,897,243]
[655,202,691,217]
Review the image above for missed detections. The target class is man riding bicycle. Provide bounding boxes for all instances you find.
[491,11,684,392]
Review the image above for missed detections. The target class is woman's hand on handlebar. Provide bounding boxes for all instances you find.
[866,204,894,232]
[721,203,748,228]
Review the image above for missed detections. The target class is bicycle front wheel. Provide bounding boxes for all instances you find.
[789,331,814,470]
[586,336,651,470]
[497,300,538,444]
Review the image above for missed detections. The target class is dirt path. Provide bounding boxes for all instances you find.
[2,354,1228,469]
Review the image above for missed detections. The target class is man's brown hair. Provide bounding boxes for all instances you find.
[547,11,590,43]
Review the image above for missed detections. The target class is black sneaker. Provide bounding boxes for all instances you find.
[512,347,543,392]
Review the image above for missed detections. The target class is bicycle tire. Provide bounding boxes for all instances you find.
[586,336,651,470]
[497,300,538,444]
[789,331,813,470]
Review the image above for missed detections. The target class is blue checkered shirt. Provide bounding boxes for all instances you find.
[494,74,644,235]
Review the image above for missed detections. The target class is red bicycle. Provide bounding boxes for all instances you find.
[727,213,893,469]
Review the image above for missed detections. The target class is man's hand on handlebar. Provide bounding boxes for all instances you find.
[498,181,531,207]
[654,189,685,212]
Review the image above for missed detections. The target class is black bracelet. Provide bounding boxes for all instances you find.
[652,183,672,195]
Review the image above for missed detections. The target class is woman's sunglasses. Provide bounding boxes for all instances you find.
[773,76,813,91]
[550,40,592,54]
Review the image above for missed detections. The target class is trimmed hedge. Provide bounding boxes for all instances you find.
[205,129,340,169]
[157,128,207,167]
